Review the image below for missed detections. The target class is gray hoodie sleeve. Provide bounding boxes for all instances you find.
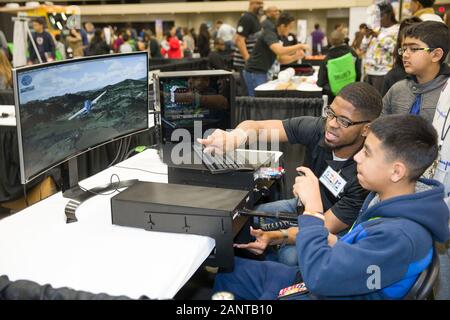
[382,87,392,116]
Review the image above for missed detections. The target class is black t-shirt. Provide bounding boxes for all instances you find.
[245,29,281,74]
[282,116,369,227]
[261,18,276,31]
[233,12,261,70]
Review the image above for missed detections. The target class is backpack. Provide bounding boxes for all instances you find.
[327,52,356,95]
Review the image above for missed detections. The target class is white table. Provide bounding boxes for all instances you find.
[0,149,215,299]
[0,105,15,127]
[255,66,322,93]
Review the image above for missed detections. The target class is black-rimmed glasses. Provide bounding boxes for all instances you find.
[324,106,371,128]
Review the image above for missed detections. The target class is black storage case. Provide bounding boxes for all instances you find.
[111,181,250,270]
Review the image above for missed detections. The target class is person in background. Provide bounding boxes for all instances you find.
[243,12,307,96]
[67,28,85,58]
[216,20,236,54]
[0,50,12,89]
[182,27,195,58]
[261,6,280,31]
[208,38,232,70]
[351,23,368,54]
[161,27,183,59]
[112,30,124,53]
[84,22,95,43]
[189,27,198,51]
[363,3,399,94]
[79,27,89,56]
[233,0,264,71]
[54,34,66,60]
[119,34,133,53]
[317,30,361,101]
[311,24,325,55]
[87,29,110,56]
[410,0,444,22]
[381,17,422,97]
[28,18,55,64]
[197,23,211,58]
[145,30,162,59]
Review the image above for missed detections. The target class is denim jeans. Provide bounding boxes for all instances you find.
[242,70,268,96]
[255,198,299,266]
[213,257,300,300]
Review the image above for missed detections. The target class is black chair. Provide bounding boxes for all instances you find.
[404,247,440,300]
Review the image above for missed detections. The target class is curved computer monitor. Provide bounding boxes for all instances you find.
[13,52,149,184]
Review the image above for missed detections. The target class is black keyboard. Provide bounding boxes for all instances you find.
[193,144,255,174]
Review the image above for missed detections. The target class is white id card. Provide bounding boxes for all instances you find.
[319,166,347,198]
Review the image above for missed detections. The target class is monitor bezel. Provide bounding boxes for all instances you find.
[13,51,150,184]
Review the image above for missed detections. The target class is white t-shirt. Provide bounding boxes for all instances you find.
[119,43,133,53]
[418,13,444,23]
[217,24,236,42]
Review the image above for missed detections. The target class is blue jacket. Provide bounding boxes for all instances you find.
[296,178,450,299]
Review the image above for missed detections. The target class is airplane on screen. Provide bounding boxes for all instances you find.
[68,90,107,120]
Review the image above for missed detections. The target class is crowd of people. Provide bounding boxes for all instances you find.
[0,0,450,301]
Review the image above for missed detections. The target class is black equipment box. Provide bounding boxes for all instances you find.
[111,181,251,270]
[168,163,255,191]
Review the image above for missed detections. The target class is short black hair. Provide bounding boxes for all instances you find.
[378,3,398,24]
[314,23,320,29]
[359,23,368,29]
[369,115,438,181]
[34,17,45,26]
[393,16,422,67]
[276,12,295,27]
[337,82,383,120]
[403,21,450,63]
[414,0,436,8]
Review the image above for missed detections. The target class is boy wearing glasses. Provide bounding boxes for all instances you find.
[213,115,449,300]
[199,82,382,265]
[383,21,450,122]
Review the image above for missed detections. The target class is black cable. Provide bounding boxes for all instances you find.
[113,165,167,176]
[77,173,122,196]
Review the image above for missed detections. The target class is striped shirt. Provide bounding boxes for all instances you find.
[233,12,261,70]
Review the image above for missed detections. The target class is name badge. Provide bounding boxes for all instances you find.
[319,166,347,198]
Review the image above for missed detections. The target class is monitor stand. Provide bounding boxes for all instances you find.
[61,157,138,223]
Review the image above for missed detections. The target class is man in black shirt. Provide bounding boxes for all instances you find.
[261,6,280,31]
[233,0,264,71]
[198,82,382,265]
[28,18,55,65]
[243,12,307,96]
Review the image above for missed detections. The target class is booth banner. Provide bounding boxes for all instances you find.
[297,20,307,44]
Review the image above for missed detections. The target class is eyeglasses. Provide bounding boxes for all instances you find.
[398,47,436,56]
[324,106,371,128]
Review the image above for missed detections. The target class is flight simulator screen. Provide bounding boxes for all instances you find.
[159,75,231,142]
[15,52,148,182]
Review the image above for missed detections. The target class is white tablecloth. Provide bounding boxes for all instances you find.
[0,149,215,299]
[255,66,322,92]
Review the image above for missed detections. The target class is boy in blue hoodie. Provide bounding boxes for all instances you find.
[213,114,450,299]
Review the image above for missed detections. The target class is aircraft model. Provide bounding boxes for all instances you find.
[68,90,107,120]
